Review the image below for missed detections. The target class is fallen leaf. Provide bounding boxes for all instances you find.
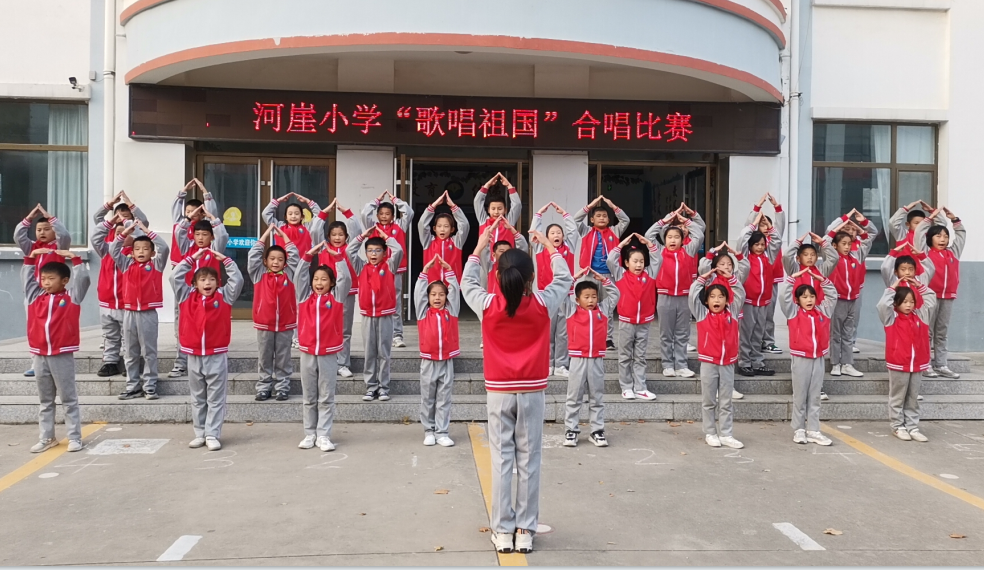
[680,452,687,455]
[434,489,450,495]
[402,416,411,425]
[609,493,614,497]
[246,422,254,427]
[435,546,443,551]
[8,443,19,446]
[123,444,131,448]
[638,420,645,423]
[358,513,366,516]
[599,481,604,484]
[823,528,843,536]
[478,527,491,533]
[763,469,771,472]
[607,541,615,545]
[619,422,630,425]
[686,420,694,424]
[669,422,681,427]
[626,489,635,492]
[950,534,966,539]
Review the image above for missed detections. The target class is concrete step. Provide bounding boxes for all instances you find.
[0,352,973,375]
[4,371,984,398]
[2,394,983,424]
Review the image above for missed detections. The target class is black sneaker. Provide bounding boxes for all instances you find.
[752,367,775,377]
[588,430,609,447]
[762,343,783,354]
[96,362,120,377]
[144,390,159,400]
[563,430,578,447]
[118,389,143,400]
[737,367,756,377]
[275,390,289,401]
[606,340,615,350]
[255,391,271,401]
[362,389,377,402]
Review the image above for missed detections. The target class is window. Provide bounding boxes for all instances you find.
[0,102,88,245]
[812,123,936,256]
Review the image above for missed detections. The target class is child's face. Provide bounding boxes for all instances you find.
[547,226,564,247]
[194,230,213,249]
[428,285,447,309]
[132,240,154,262]
[797,291,817,311]
[798,249,817,267]
[835,237,852,255]
[757,218,771,233]
[312,269,333,295]
[932,231,949,249]
[590,210,609,229]
[265,250,286,273]
[487,201,506,219]
[715,257,734,274]
[492,244,511,261]
[896,263,916,281]
[844,224,858,239]
[366,245,386,265]
[329,227,347,248]
[707,288,728,313]
[196,273,217,297]
[434,218,452,240]
[908,216,925,231]
[576,287,599,310]
[39,272,69,294]
[898,291,915,314]
[627,251,646,275]
[377,207,394,225]
[35,221,55,243]
[750,238,767,256]
[665,229,683,251]
[185,205,203,222]
[285,205,303,225]
[115,207,134,221]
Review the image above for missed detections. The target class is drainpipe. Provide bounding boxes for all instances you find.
[787,0,800,240]
[103,0,116,201]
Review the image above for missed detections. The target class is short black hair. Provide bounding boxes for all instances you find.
[485,191,507,214]
[589,205,609,219]
[794,284,817,300]
[621,244,649,268]
[427,280,449,296]
[575,280,599,298]
[894,286,916,307]
[492,240,512,252]
[193,267,219,284]
[700,283,730,307]
[430,213,457,236]
[36,217,50,225]
[311,264,336,288]
[327,221,349,239]
[193,220,213,236]
[664,226,685,241]
[185,198,204,209]
[132,235,154,250]
[365,236,387,250]
[377,202,396,216]
[833,231,853,245]
[895,255,917,273]
[927,224,949,244]
[284,202,304,216]
[39,260,70,280]
[748,230,767,248]
[113,203,132,214]
[265,245,287,261]
[797,242,818,256]
[711,252,734,270]
[906,209,926,224]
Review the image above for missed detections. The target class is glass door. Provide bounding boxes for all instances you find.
[270,158,335,234]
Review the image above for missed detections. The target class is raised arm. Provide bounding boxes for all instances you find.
[360,200,379,229]
[880,253,896,288]
[914,281,937,323]
[514,232,529,254]
[394,196,414,234]
[247,240,267,284]
[109,232,132,272]
[418,204,436,249]
[856,221,878,262]
[729,274,746,311]
[779,278,797,319]
[14,217,33,255]
[413,273,430,321]
[385,236,404,274]
[782,238,801,275]
[573,204,591,236]
[211,219,229,254]
[91,219,113,257]
[202,190,219,218]
[688,278,709,322]
[21,258,42,304]
[170,257,195,304]
[346,235,367,275]
[262,199,281,227]
[683,213,705,257]
[951,219,967,259]
[219,257,244,304]
[451,205,469,249]
[644,243,664,279]
[875,286,897,326]
[888,206,909,242]
[473,189,489,227]
[528,211,546,254]
[333,254,352,300]
[93,202,111,225]
[817,237,838,277]
[461,255,491,321]
[612,205,630,237]
[294,253,313,304]
[172,190,187,225]
[817,277,838,317]
[506,189,522,229]
[765,226,782,264]
[446,273,462,317]
[176,218,192,256]
[605,247,625,282]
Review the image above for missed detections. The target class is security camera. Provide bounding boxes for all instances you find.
[69,77,84,92]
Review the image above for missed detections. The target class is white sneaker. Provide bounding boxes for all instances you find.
[480,342,484,348]
[687,344,697,353]
[554,366,570,377]
[917,394,924,401]
[491,531,514,553]
[937,367,961,379]
[852,345,861,354]
[317,436,335,452]
[705,434,722,447]
[894,428,912,441]
[338,366,353,378]
[923,369,940,378]
[298,435,316,449]
[67,440,83,452]
[676,368,695,378]
[205,436,222,451]
[830,365,842,376]
[731,390,744,400]
[909,429,928,442]
[188,437,206,448]
[634,390,657,401]
[168,367,186,378]
[841,364,863,377]
[719,436,744,449]
[820,391,830,401]
[514,531,533,554]
[807,431,832,446]
[793,429,807,444]
[30,438,58,453]
[436,436,455,447]
[392,336,406,348]
[662,368,676,377]
[291,337,300,350]
[621,390,636,400]
[423,433,436,446]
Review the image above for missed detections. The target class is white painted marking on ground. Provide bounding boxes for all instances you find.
[772,522,825,551]
[836,425,852,430]
[629,448,669,465]
[105,427,123,432]
[38,472,59,479]
[412,455,417,468]
[939,473,960,479]
[87,439,169,455]
[536,524,553,534]
[156,535,202,562]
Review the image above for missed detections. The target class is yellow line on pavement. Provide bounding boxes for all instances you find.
[0,424,104,494]
[821,424,984,512]
[467,423,528,567]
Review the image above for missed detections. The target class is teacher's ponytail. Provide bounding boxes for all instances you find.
[497,248,534,317]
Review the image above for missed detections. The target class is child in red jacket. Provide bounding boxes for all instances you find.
[263,191,322,254]
[827,213,877,378]
[419,191,469,286]
[293,241,351,452]
[531,202,578,378]
[248,226,299,402]
[171,248,244,451]
[574,195,630,348]
[877,278,937,442]
[915,207,966,379]
[689,267,746,449]
[362,190,414,348]
[780,270,837,446]
[736,210,782,378]
[889,200,931,247]
[414,255,460,448]
[746,194,785,355]
[22,251,90,453]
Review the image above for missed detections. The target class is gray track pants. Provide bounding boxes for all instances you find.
[256,330,293,393]
[486,391,544,535]
[363,315,394,393]
[931,298,953,370]
[830,299,858,366]
[188,354,228,439]
[658,295,690,370]
[300,353,337,438]
[173,305,187,371]
[851,294,861,346]
[764,283,778,345]
[420,359,454,436]
[338,294,355,368]
[549,307,570,370]
[100,307,124,364]
[791,356,824,432]
[700,362,734,437]
[564,357,605,433]
[394,274,404,339]
[617,321,650,394]
[34,354,81,442]
[739,304,768,369]
[888,370,921,430]
[123,310,159,392]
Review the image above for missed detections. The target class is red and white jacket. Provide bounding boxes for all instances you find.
[536,244,575,292]
[294,253,351,355]
[780,276,837,360]
[112,231,169,311]
[174,257,242,356]
[566,278,619,359]
[877,284,935,373]
[419,204,469,286]
[830,252,867,301]
[22,256,88,356]
[415,272,461,361]
[689,274,745,366]
[927,248,961,300]
[607,244,662,324]
[248,241,299,332]
[263,197,320,255]
[92,220,131,310]
[361,198,413,274]
[348,234,403,317]
[736,222,781,307]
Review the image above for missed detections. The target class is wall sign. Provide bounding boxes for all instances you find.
[130,85,780,154]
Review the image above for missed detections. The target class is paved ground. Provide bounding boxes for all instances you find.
[2,420,984,566]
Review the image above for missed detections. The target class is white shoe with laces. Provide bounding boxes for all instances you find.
[188,437,206,449]
[392,336,406,348]
[830,365,842,376]
[807,431,832,446]
[423,433,436,446]
[634,390,657,401]
[687,344,697,353]
[491,532,514,553]
[554,366,570,377]
[67,440,82,452]
[436,436,455,447]
[298,435,316,449]
[937,367,961,379]
[894,428,912,441]
[317,436,335,452]
[338,366,353,378]
[719,436,744,449]
[705,434,722,447]
[514,531,533,553]
[793,429,807,444]
[731,390,744,400]
[909,429,928,442]
[820,391,830,401]
[917,394,924,401]
[662,368,676,377]
[923,369,939,378]
[676,368,695,378]
[205,436,222,451]
[841,364,863,377]
[30,438,58,453]
[852,345,861,354]
[621,390,636,400]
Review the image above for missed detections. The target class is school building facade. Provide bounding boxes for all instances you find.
[0,0,980,349]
